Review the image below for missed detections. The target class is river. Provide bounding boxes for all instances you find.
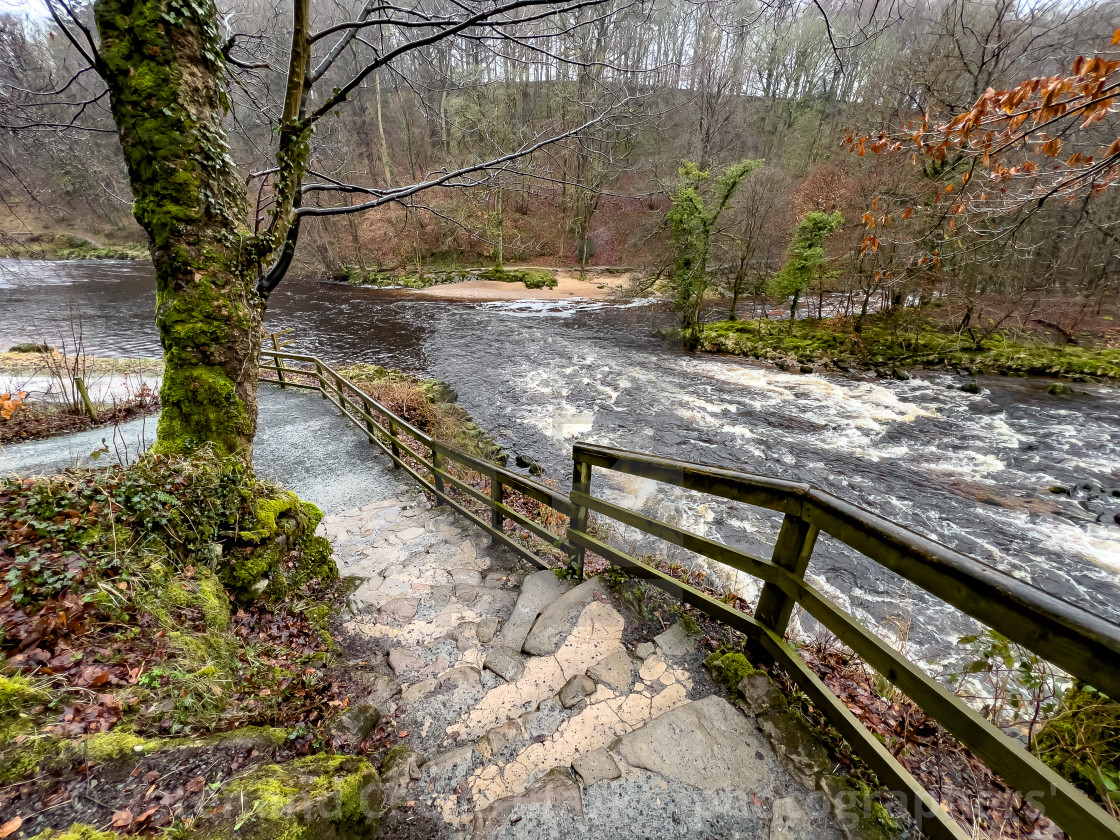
[2,258,1118,661]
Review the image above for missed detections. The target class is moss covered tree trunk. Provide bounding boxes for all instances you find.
[95,0,261,456]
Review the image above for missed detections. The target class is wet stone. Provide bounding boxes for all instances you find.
[379,597,421,624]
[587,650,634,692]
[353,671,402,712]
[522,576,608,656]
[471,767,584,839]
[572,748,621,786]
[559,674,596,709]
[738,673,788,717]
[522,697,566,739]
[477,720,523,759]
[757,713,834,786]
[381,746,425,808]
[483,645,525,682]
[655,621,696,657]
[388,647,425,676]
[329,701,381,742]
[477,616,500,644]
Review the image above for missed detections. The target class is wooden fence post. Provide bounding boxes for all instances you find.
[432,446,445,505]
[74,377,98,421]
[388,420,400,466]
[490,473,503,544]
[314,361,326,398]
[755,513,819,636]
[271,334,286,389]
[362,403,377,443]
[566,459,592,579]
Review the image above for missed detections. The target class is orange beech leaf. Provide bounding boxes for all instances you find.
[1040,138,1061,156]
[902,207,914,219]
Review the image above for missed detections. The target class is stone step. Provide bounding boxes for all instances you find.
[522,575,608,656]
[493,569,572,651]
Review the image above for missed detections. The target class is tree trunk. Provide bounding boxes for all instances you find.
[96,0,261,457]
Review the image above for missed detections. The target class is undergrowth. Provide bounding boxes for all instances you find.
[0,452,348,758]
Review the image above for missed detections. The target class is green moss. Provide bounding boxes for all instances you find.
[704,651,759,691]
[29,824,121,840]
[477,266,558,289]
[153,363,253,457]
[78,730,160,762]
[210,754,381,839]
[0,674,47,715]
[225,494,336,599]
[665,315,1120,380]
[0,733,57,783]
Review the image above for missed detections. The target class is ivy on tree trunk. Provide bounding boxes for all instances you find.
[95,0,261,457]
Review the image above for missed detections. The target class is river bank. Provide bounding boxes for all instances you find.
[659,315,1120,381]
[0,351,161,443]
[344,265,635,301]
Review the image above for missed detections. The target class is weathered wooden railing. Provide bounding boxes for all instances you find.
[259,348,1120,840]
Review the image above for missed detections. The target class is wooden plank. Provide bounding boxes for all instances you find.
[803,494,1120,701]
[565,528,970,840]
[259,378,320,391]
[491,475,503,534]
[573,443,807,515]
[755,514,819,634]
[569,489,779,583]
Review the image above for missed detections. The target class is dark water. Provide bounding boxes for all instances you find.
[3,259,1119,657]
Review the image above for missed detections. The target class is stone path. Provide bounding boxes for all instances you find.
[323,492,868,839]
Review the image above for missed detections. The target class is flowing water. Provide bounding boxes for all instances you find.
[3,258,1119,660]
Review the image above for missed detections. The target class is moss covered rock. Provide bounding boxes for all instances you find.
[704,650,759,691]
[225,493,338,601]
[191,754,382,840]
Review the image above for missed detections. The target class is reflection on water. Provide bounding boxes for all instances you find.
[3,258,1119,656]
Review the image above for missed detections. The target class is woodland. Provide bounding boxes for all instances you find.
[2,0,1118,338]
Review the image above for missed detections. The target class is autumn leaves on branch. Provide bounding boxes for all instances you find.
[851,27,1120,261]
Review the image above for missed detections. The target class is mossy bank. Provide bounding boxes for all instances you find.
[0,234,149,262]
[659,314,1120,380]
[343,265,558,290]
[0,452,387,837]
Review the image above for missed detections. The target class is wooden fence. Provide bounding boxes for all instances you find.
[259,347,1120,840]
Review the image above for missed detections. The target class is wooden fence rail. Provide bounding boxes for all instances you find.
[258,348,1120,840]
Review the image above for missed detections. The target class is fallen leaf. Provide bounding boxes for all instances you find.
[0,817,23,838]
[112,809,134,828]
[185,776,206,794]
